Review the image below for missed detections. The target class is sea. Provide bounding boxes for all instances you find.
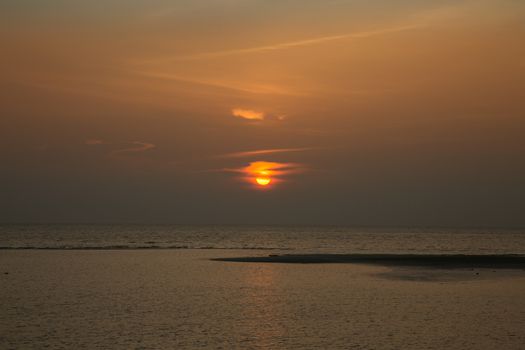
[1,224,525,253]
[1,224,525,349]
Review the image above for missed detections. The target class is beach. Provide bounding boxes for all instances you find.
[2,248,525,349]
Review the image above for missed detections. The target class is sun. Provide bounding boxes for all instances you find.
[255,177,271,186]
[238,161,298,189]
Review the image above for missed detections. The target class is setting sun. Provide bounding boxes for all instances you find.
[255,177,271,186]
[232,161,305,189]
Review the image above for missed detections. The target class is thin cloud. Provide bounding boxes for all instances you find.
[85,139,105,145]
[109,142,156,157]
[136,72,305,96]
[219,147,316,159]
[85,139,156,157]
[149,23,423,62]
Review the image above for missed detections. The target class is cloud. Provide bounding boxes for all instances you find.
[231,108,264,121]
[85,139,105,145]
[136,72,305,96]
[224,161,307,188]
[218,147,315,158]
[109,142,156,157]
[231,108,285,122]
[147,23,423,62]
[85,139,156,157]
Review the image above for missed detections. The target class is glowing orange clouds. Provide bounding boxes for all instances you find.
[236,161,304,189]
[218,147,315,159]
[232,108,264,121]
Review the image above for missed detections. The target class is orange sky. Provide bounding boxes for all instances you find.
[1,0,524,225]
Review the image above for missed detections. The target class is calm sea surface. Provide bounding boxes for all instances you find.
[1,224,525,253]
[1,225,525,349]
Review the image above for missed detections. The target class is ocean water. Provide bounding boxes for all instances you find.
[1,224,525,254]
[2,225,525,349]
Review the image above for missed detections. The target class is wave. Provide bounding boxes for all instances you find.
[212,253,525,269]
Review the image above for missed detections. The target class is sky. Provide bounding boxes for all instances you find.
[1,0,524,226]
